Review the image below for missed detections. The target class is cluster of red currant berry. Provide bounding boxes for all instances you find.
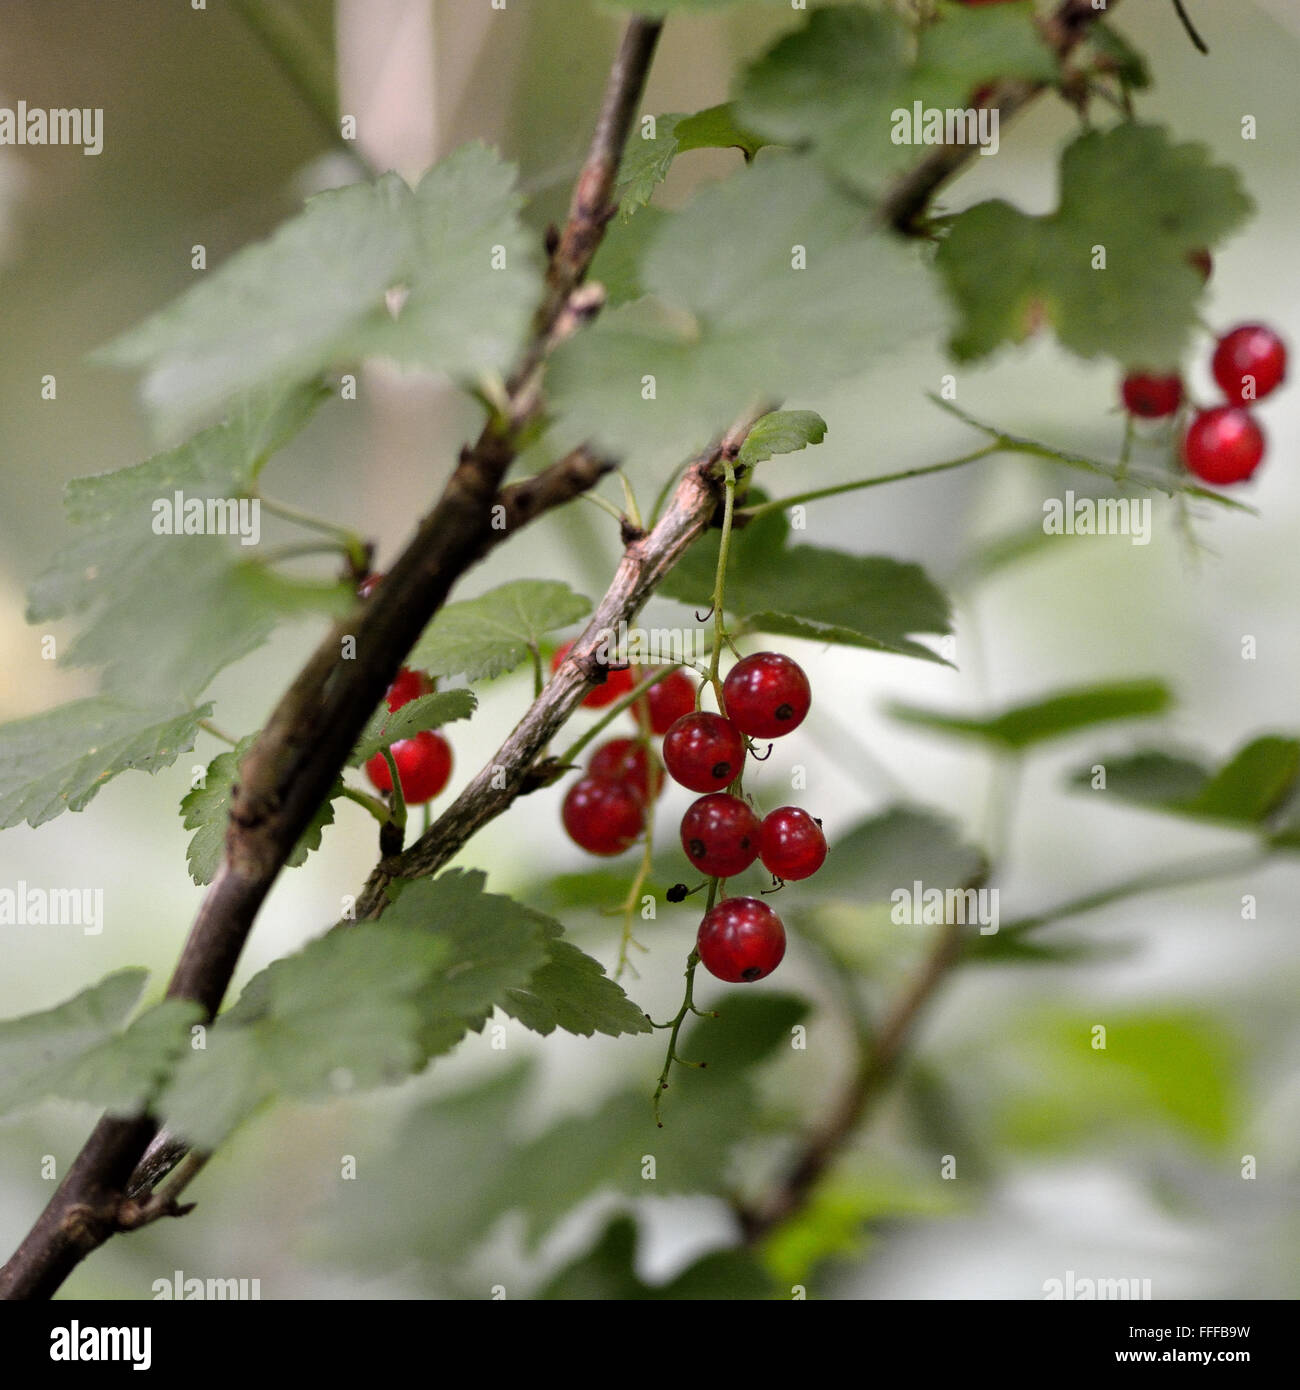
[560,646,827,986]
[1122,320,1288,486]
[358,574,454,805]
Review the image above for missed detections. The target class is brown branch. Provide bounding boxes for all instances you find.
[738,916,968,1243]
[0,13,663,1303]
[354,411,765,920]
[880,0,1121,235]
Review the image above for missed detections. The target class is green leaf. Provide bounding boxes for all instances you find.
[617,103,770,217]
[935,123,1254,364]
[349,689,477,768]
[660,507,951,663]
[181,737,339,885]
[737,410,827,467]
[737,4,1053,200]
[995,1009,1239,1150]
[1087,20,1152,91]
[99,146,539,434]
[807,806,986,906]
[159,870,551,1149]
[548,152,942,468]
[26,383,349,704]
[1071,736,1300,829]
[500,994,809,1243]
[889,679,1173,752]
[0,698,209,830]
[539,1215,774,1300]
[0,970,202,1118]
[589,206,672,308]
[410,579,592,683]
[499,922,652,1039]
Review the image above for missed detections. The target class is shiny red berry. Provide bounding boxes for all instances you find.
[697,898,786,983]
[680,793,761,878]
[589,738,664,802]
[364,730,453,804]
[662,712,746,793]
[1212,324,1287,405]
[645,670,696,735]
[759,806,827,881]
[723,652,811,739]
[1182,406,1265,485]
[1121,371,1183,419]
[385,665,433,712]
[562,775,644,856]
[552,640,636,709]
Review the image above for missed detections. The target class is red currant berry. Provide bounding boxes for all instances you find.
[551,640,636,709]
[588,738,664,802]
[662,712,746,793]
[364,730,453,804]
[1120,371,1183,419]
[723,652,811,739]
[562,775,644,856]
[1182,406,1265,485]
[759,806,827,882]
[385,665,433,712]
[697,897,786,983]
[1211,324,1287,405]
[645,669,696,735]
[680,793,761,878]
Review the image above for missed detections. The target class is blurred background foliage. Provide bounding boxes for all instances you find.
[1,0,1298,1298]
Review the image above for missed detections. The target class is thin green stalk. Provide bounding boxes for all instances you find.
[197,718,239,747]
[707,459,740,700]
[578,490,627,525]
[381,747,407,831]
[556,662,702,769]
[737,444,1001,520]
[339,785,393,824]
[993,848,1269,941]
[257,494,369,571]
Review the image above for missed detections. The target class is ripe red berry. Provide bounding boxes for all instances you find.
[1211,324,1287,405]
[1121,371,1183,419]
[588,738,664,802]
[680,793,761,878]
[759,806,827,882]
[385,665,432,712]
[697,897,786,983]
[1182,406,1265,485]
[662,712,746,793]
[723,652,811,739]
[364,730,453,804]
[551,640,636,709]
[644,669,696,735]
[562,775,644,856]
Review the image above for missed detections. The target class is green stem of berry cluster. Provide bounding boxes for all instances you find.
[615,698,658,979]
[650,880,721,1127]
[556,662,702,769]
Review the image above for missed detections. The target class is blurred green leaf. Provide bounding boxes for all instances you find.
[100,146,539,434]
[539,1215,774,1300]
[1071,736,1300,829]
[936,124,1253,364]
[548,152,941,467]
[410,579,592,683]
[995,1010,1240,1150]
[159,871,551,1148]
[737,3,1052,199]
[806,805,986,905]
[616,104,767,218]
[0,698,209,830]
[0,970,201,1118]
[890,679,1173,751]
[26,383,348,704]
[661,507,951,663]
